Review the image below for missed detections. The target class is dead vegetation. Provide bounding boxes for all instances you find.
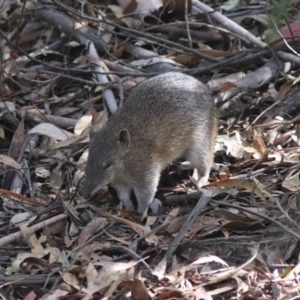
[1,0,300,299]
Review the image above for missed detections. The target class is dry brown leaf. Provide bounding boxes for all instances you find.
[235,131,258,154]
[174,53,198,65]
[0,154,23,171]
[208,72,245,90]
[200,49,235,58]
[77,217,109,246]
[157,290,183,300]
[86,262,98,286]
[83,260,139,296]
[62,272,81,290]
[0,188,44,206]
[207,178,266,201]
[101,212,160,244]
[74,242,112,262]
[126,278,150,300]
[23,291,36,300]
[252,129,268,158]
[50,126,90,150]
[276,81,294,101]
[282,171,300,191]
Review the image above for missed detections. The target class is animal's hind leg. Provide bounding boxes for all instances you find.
[187,143,214,188]
[192,167,210,187]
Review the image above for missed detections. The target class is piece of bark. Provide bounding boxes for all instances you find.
[151,25,223,42]
[0,275,61,286]
[218,60,285,112]
[88,42,118,114]
[125,44,159,59]
[16,110,77,129]
[269,87,300,118]
[34,8,108,54]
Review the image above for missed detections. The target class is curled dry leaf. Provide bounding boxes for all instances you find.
[224,134,245,159]
[192,255,229,268]
[20,257,48,273]
[20,223,44,254]
[235,131,258,155]
[35,166,50,178]
[74,115,93,135]
[28,123,74,140]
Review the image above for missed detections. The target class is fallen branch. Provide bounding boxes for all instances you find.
[0,214,67,247]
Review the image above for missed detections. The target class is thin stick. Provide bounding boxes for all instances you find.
[0,214,67,247]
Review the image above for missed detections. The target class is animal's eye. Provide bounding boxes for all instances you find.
[103,162,112,169]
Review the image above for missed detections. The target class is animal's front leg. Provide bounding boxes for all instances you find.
[133,171,160,216]
[114,184,134,210]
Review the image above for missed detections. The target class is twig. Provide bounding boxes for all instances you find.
[0,214,67,247]
[108,246,153,273]
[191,0,266,48]
[276,196,300,231]
[165,191,211,260]
[211,200,300,240]
[87,42,118,113]
[185,0,192,49]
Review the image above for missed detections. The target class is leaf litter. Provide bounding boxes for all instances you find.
[1,0,300,299]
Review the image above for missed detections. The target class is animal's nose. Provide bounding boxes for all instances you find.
[83,189,91,198]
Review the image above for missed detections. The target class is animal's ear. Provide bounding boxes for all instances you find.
[119,130,130,147]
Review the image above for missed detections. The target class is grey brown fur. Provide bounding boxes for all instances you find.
[83,72,218,214]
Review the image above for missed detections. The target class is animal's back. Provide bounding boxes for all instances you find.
[110,72,216,163]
